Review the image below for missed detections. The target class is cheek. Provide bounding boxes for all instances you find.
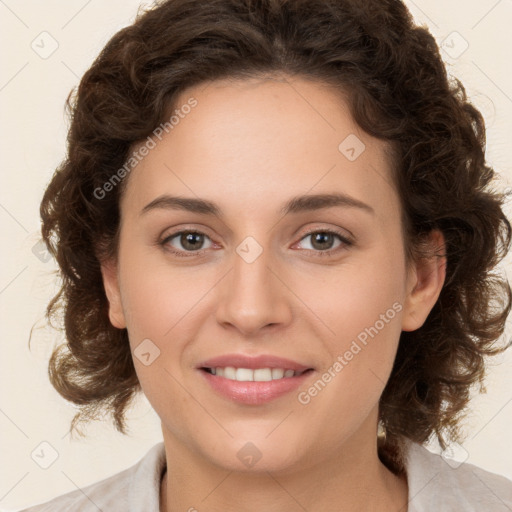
[116,249,203,432]
[308,242,405,346]
[295,294,403,442]
[116,244,222,394]
[297,240,406,406]
[341,247,405,365]
[118,246,211,341]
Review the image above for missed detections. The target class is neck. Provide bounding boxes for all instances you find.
[159,425,408,512]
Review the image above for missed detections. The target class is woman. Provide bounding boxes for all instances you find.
[21,0,512,510]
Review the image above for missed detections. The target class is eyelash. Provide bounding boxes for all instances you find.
[159,227,353,258]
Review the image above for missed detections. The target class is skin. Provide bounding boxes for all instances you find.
[101,74,446,512]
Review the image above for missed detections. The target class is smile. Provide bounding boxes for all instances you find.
[202,367,308,381]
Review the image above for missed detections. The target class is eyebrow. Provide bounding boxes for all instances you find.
[140,192,375,217]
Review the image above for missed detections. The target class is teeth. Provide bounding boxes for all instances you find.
[254,368,272,381]
[271,368,284,379]
[236,368,253,381]
[209,367,299,381]
[224,366,236,379]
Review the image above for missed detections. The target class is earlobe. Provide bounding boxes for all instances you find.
[401,230,446,332]
[100,259,127,329]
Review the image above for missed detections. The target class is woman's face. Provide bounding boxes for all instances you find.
[102,75,443,474]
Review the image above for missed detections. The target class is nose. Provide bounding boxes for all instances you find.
[215,243,293,337]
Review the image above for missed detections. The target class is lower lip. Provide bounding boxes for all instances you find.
[200,369,314,405]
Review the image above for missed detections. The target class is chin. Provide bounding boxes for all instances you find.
[193,431,308,474]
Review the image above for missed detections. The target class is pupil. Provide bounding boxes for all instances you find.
[312,233,332,250]
[182,232,203,250]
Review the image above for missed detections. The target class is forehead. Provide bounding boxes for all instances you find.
[121,76,399,223]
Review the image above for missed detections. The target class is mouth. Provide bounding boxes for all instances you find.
[197,354,315,405]
[200,366,313,381]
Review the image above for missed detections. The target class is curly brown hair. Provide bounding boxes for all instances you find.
[38,0,511,473]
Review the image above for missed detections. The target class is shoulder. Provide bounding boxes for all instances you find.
[405,440,512,512]
[17,442,166,512]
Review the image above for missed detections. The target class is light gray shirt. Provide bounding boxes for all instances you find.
[18,441,512,511]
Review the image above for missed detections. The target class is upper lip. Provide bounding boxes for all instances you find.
[198,354,313,372]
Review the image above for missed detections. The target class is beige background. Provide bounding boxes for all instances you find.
[1,0,512,509]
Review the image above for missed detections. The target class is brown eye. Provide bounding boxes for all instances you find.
[308,232,336,250]
[296,229,353,256]
[179,232,206,251]
[162,230,213,256]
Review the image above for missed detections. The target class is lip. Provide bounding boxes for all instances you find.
[197,354,314,405]
[198,354,312,372]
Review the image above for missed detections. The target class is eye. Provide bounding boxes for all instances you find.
[161,230,214,257]
[295,229,353,256]
[159,228,353,258]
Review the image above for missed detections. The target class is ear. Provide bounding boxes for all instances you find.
[401,229,446,332]
[100,259,127,329]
